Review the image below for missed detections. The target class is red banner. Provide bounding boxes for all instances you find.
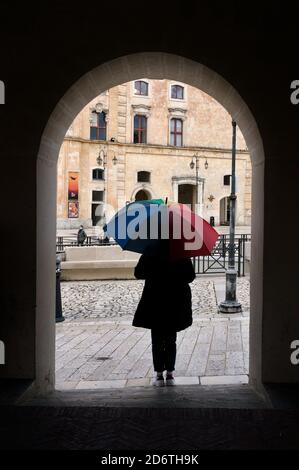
[68,172,79,200]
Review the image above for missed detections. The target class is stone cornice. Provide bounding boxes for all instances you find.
[63,136,249,155]
[90,102,109,121]
[131,104,151,117]
[172,175,205,183]
[168,107,187,120]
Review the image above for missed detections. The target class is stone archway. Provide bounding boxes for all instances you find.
[131,185,153,202]
[134,189,151,201]
[36,52,264,393]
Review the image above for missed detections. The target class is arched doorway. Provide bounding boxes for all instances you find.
[220,197,230,225]
[36,52,264,392]
[135,189,151,201]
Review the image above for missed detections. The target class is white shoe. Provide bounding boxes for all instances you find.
[166,374,176,386]
[152,375,165,387]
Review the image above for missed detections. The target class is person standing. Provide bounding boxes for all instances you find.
[77,225,87,246]
[133,240,195,386]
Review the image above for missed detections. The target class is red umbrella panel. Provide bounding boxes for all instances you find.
[168,203,219,260]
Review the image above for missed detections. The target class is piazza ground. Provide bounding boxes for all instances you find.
[56,276,249,389]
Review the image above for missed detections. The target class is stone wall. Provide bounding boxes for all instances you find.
[57,80,251,229]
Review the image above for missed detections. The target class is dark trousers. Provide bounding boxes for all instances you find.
[151,329,177,373]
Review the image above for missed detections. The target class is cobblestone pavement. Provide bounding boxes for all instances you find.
[56,277,250,389]
[61,277,250,320]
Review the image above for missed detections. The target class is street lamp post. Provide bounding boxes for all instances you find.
[97,147,118,200]
[218,120,242,313]
[96,147,108,232]
[97,148,107,201]
[190,154,200,214]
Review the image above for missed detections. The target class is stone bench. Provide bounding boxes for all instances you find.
[61,246,140,280]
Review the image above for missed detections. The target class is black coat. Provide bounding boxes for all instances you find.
[132,254,195,332]
[77,228,87,243]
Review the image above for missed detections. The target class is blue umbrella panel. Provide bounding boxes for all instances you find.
[103,199,169,254]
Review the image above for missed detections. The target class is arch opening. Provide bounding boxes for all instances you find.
[134,189,151,201]
[36,52,264,393]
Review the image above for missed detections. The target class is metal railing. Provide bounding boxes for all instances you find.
[192,234,250,277]
[56,233,250,277]
[56,236,117,252]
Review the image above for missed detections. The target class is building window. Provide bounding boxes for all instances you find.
[224,175,231,186]
[92,190,104,202]
[170,118,183,146]
[90,111,107,140]
[171,84,184,100]
[137,171,151,183]
[92,168,104,180]
[134,80,148,96]
[134,115,147,144]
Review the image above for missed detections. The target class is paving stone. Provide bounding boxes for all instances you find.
[93,328,133,358]
[186,342,210,376]
[76,380,127,389]
[210,324,228,353]
[177,328,200,355]
[57,331,89,353]
[56,277,250,388]
[200,375,248,385]
[56,347,88,371]
[205,354,226,376]
[126,378,151,387]
[86,359,122,380]
[225,351,246,375]
[126,358,152,380]
[226,325,243,352]
[173,376,200,385]
[55,381,79,390]
[175,354,193,375]
[197,325,213,343]
[56,367,79,382]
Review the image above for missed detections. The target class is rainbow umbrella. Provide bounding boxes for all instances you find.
[103,198,219,260]
[167,202,219,260]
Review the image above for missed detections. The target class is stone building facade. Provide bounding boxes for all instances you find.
[57,79,251,230]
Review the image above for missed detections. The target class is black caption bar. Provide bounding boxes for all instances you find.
[1,450,299,466]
